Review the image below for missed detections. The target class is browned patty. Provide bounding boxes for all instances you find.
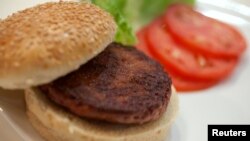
[39,43,172,124]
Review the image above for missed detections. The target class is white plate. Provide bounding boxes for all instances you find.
[0,0,250,141]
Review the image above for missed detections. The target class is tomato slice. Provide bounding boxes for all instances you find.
[166,69,218,92]
[146,19,237,81]
[136,26,153,57]
[164,4,247,59]
[136,29,218,91]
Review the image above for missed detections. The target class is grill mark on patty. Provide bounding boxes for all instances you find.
[39,43,172,124]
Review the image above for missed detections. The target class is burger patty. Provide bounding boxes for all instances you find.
[39,43,172,124]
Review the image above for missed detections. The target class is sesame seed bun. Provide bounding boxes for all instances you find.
[0,2,116,89]
[25,87,178,141]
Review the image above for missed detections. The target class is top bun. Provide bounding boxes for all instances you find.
[0,2,116,89]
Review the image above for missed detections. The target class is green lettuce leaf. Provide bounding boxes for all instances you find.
[125,0,195,31]
[83,0,195,45]
[90,0,136,46]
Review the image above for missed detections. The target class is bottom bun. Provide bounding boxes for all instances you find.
[25,88,179,141]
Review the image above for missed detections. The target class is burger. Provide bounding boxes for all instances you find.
[0,1,178,141]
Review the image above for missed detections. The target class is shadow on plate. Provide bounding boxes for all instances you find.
[0,88,45,141]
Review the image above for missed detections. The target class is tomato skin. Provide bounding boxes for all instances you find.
[163,4,247,59]
[136,26,153,57]
[166,69,218,92]
[145,19,237,81]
